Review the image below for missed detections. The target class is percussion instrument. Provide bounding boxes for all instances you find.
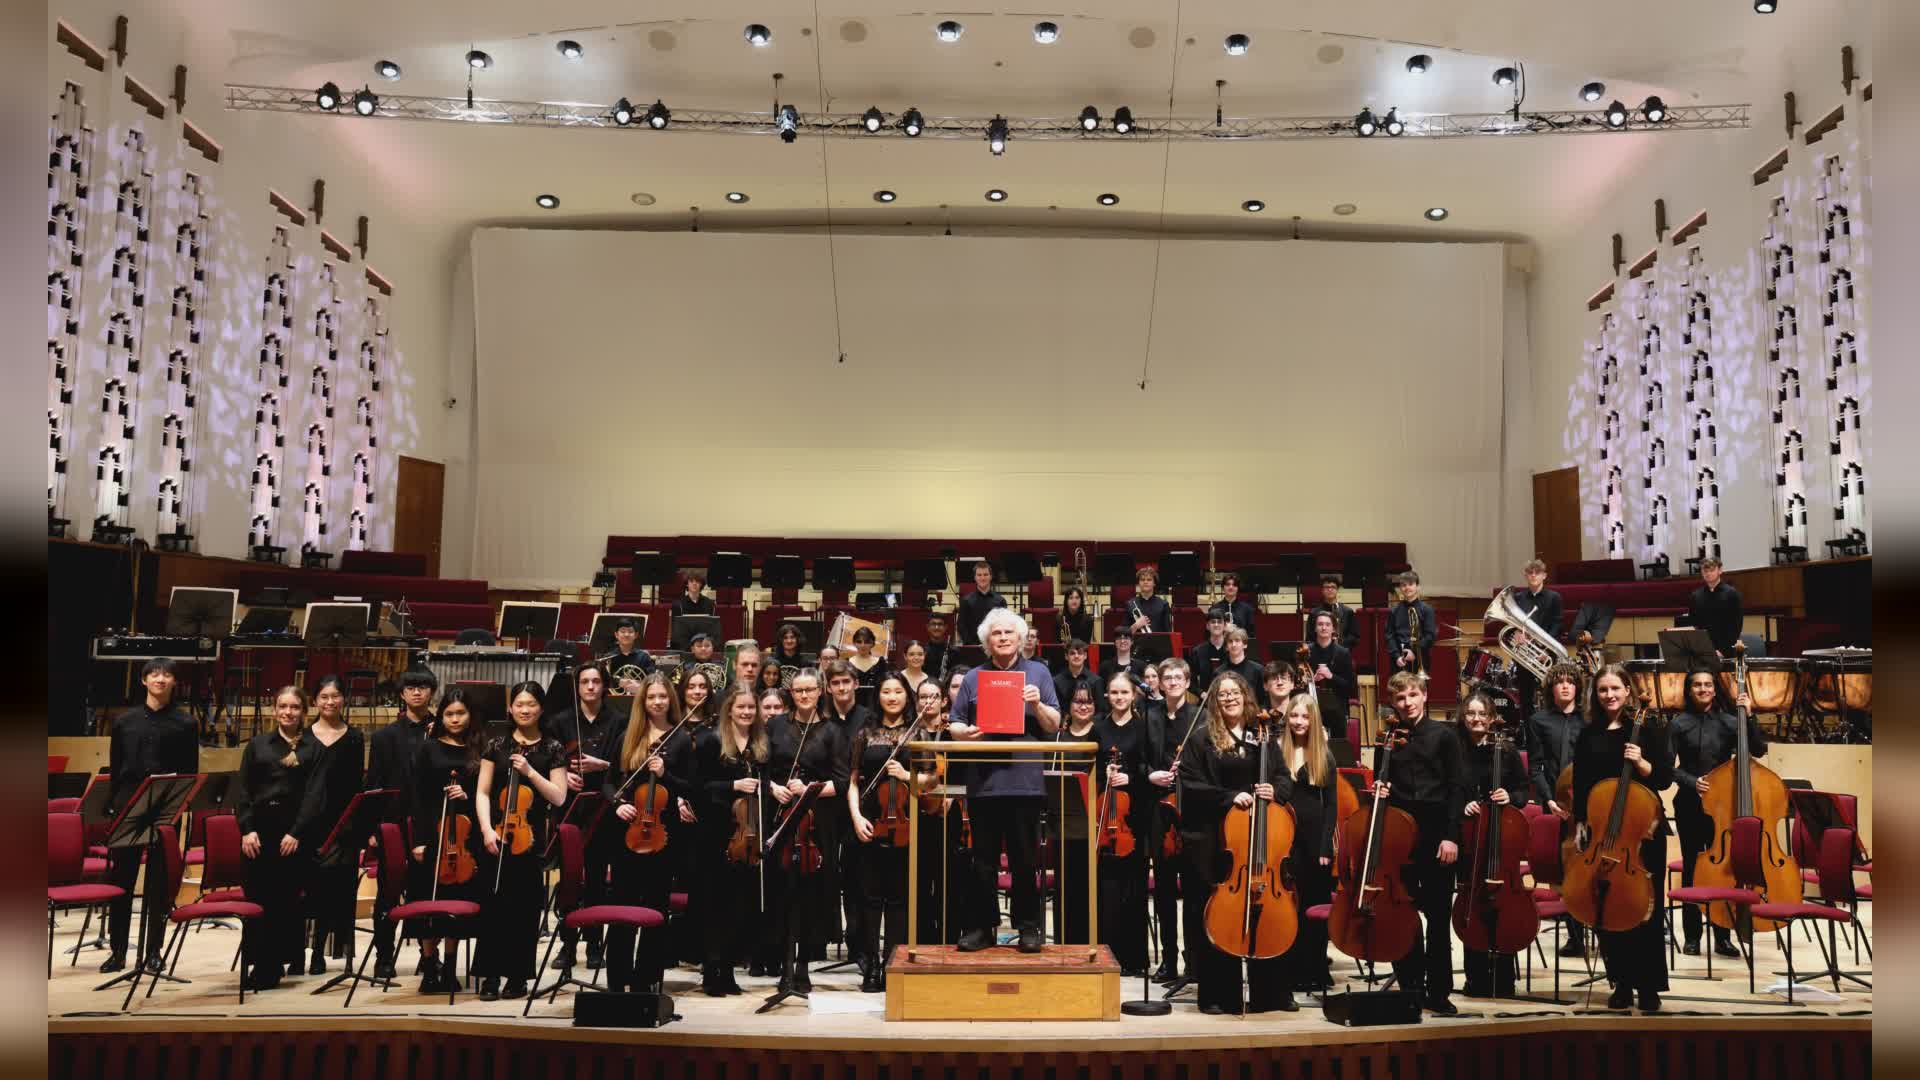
[1624,659,1688,713]
[1804,648,1872,714]
[1719,657,1800,714]
[424,647,563,688]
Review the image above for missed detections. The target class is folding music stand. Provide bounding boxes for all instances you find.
[629,552,678,603]
[1157,552,1201,589]
[1133,631,1179,667]
[1658,628,1718,673]
[303,603,371,649]
[1092,552,1136,588]
[165,587,237,638]
[499,602,562,648]
[756,781,827,1014]
[1272,554,1318,608]
[94,773,205,992]
[707,552,753,590]
[903,559,948,591]
[1040,767,1091,945]
[999,551,1043,584]
[812,556,855,594]
[310,788,400,994]
[762,554,806,590]
[669,614,722,652]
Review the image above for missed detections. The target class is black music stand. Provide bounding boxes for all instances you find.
[630,552,678,604]
[756,782,827,1013]
[762,555,806,590]
[1272,554,1318,607]
[1658,628,1718,673]
[1093,552,1136,587]
[669,614,722,652]
[96,773,205,996]
[1157,551,1201,589]
[303,603,370,650]
[165,587,237,638]
[812,556,855,594]
[235,607,293,635]
[499,602,561,648]
[1134,632,1177,667]
[707,552,752,590]
[947,644,988,671]
[903,559,948,591]
[310,788,399,994]
[65,774,117,959]
[1000,551,1043,584]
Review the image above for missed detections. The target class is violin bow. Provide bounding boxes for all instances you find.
[431,768,453,902]
[859,713,925,802]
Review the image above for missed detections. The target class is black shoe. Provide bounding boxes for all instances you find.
[1200,1003,1227,1015]
[1151,962,1179,984]
[374,956,398,980]
[1638,990,1661,1012]
[724,980,745,996]
[245,965,283,991]
[1017,927,1044,954]
[1714,937,1742,959]
[1121,968,1147,980]
[309,950,327,975]
[550,945,576,971]
[1427,998,1459,1017]
[1681,941,1702,956]
[142,953,167,975]
[502,979,527,999]
[1558,938,1588,958]
[792,965,813,995]
[748,960,771,978]
[478,977,500,1001]
[585,940,604,969]
[418,955,442,993]
[98,952,126,974]
[1607,986,1633,1010]
[702,979,730,998]
[861,969,884,993]
[1269,994,1300,1013]
[956,929,993,953]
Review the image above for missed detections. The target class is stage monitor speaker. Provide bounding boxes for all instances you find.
[573,990,676,1028]
[1321,989,1423,1027]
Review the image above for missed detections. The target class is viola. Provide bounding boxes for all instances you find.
[1204,712,1299,959]
[1694,645,1801,931]
[433,770,477,888]
[1327,726,1420,963]
[1563,702,1661,933]
[1450,726,1539,955]
[1096,747,1136,858]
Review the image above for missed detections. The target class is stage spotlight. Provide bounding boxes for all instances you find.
[863,107,885,133]
[987,115,1008,155]
[873,190,897,202]
[644,100,671,129]
[1406,54,1431,74]
[1493,66,1518,87]
[1034,22,1059,44]
[612,97,636,126]
[315,82,342,110]
[557,40,584,59]
[1604,100,1630,128]
[744,23,773,46]
[1097,193,1119,206]
[467,49,493,69]
[535,194,560,209]
[899,108,924,137]
[1112,106,1135,134]
[778,104,800,142]
[1354,107,1378,137]
[1383,108,1405,136]
[726,191,749,203]
[1079,106,1101,131]
[1242,199,1265,213]
[1224,33,1251,56]
[1425,207,1449,221]
[985,189,1007,202]
[1754,0,1777,11]
[351,87,379,116]
[1581,81,1607,102]
[374,60,401,80]
[1642,96,1667,123]
[936,20,965,43]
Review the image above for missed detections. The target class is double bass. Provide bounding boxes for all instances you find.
[1562,699,1660,932]
[1327,725,1420,963]
[1450,724,1539,956]
[1693,645,1801,931]
[1203,711,1299,958]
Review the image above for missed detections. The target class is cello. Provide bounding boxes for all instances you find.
[1562,697,1660,933]
[1693,644,1801,931]
[1327,724,1420,963]
[1204,711,1299,958]
[1450,723,1539,957]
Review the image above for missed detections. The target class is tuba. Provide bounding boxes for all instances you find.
[1485,587,1573,681]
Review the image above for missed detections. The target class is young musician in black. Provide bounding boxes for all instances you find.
[233,685,317,990]
[1186,609,1230,688]
[102,658,199,973]
[1386,572,1438,676]
[1376,670,1466,1015]
[822,659,873,968]
[474,682,568,1000]
[1571,663,1672,1011]
[1260,661,1301,725]
[1052,684,1101,949]
[847,673,940,992]
[1099,626,1144,685]
[543,661,625,972]
[604,617,656,692]
[671,570,717,619]
[407,687,486,994]
[767,623,808,673]
[602,673,694,995]
[955,561,1007,647]
[1219,573,1259,636]
[1456,690,1528,997]
[1306,610,1358,742]
[921,613,953,681]
[1509,560,1564,711]
[1312,575,1361,651]
[301,675,365,974]
[1145,658,1199,982]
[1094,672,1152,977]
[847,627,888,696]
[1053,638,1100,707]
[1277,692,1337,994]
[366,666,437,979]
[1059,586,1096,645]
[1670,667,1762,958]
[1125,566,1173,636]
[695,685,770,996]
[1178,671,1295,1014]
[1525,662,1589,957]
[1685,557,1744,657]
[764,667,847,996]
[1219,628,1266,703]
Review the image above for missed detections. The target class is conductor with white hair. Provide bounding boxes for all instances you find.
[946,607,1061,953]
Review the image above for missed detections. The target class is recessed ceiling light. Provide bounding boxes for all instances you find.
[1224,33,1251,56]
[535,194,560,209]
[1424,207,1449,221]
[1097,193,1119,206]
[1033,22,1059,44]
[630,192,657,206]
[374,60,401,80]
[466,49,493,69]
[744,24,773,46]
[985,188,1007,202]
[1754,0,1777,11]
[726,191,749,203]
[1406,54,1431,74]
[1493,66,1518,87]
[1242,199,1265,213]
[1333,203,1358,216]
[1581,81,1607,102]
[935,20,965,43]
[873,190,897,203]
[557,40,583,59]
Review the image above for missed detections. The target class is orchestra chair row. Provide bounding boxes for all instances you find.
[117,824,264,1011]
[342,822,480,1007]
[524,823,665,1016]
[47,812,124,977]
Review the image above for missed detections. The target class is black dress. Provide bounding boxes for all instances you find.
[694,727,771,984]
[765,713,847,981]
[847,717,919,973]
[1093,712,1151,973]
[1178,725,1295,1012]
[232,730,317,977]
[1457,736,1529,996]
[1283,751,1338,991]
[473,733,565,983]
[600,723,696,993]
[408,738,484,943]
[1049,723,1098,950]
[300,723,365,962]
[1571,717,1673,994]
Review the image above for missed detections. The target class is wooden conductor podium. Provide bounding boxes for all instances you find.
[888,739,1120,1021]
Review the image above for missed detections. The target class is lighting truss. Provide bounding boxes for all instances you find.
[225,85,1749,140]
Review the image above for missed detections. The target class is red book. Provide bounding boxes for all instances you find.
[975,670,1027,735]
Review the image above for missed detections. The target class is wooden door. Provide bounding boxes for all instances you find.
[394,456,445,577]
[1532,467,1582,568]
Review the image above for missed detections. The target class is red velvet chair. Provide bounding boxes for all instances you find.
[525,823,665,1015]
[1665,815,1765,987]
[124,824,263,1010]
[1750,826,1871,1004]
[344,822,480,1006]
[1524,810,1577,998]
[175,812,249,976]
[47,812,124,976]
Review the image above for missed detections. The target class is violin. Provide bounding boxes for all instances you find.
[1327,725,1420,963]
[1159,687,1212,860]
[617,721,687,855]
[727,763,762,866]
[861,717,923,848]
[1204,711,1299,959]
[1693,644,1801,931]
[494,745,535,858]
[433,769,477,889]
[1562,697,1660,933]
[1450,724,1539,955]
[1096,746,1136,858]
[777,717,826,874]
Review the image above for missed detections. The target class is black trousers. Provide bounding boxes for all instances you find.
[1595,836,1670,993]
[307,858,359,959]
[1186,846,1287,1011]
[605,847,673,992]
[1099,850,1149,972]
[106,842,170,959]
[1151,846,1186,972]
[1674,805,1727,944]
[1284,857,1334,990]
[473,850,545,980]
[968,797,1042,933]
[1390,854,1456,1003]
[857,842,908,966]
[704,849,762,971]
[241,837,306,974]
[916,813,969,944]
[559,824,617,952]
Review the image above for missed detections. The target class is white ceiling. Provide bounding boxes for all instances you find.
[179,1,1834,242]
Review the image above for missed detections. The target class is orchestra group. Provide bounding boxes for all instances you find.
[93,557,1774,1017]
